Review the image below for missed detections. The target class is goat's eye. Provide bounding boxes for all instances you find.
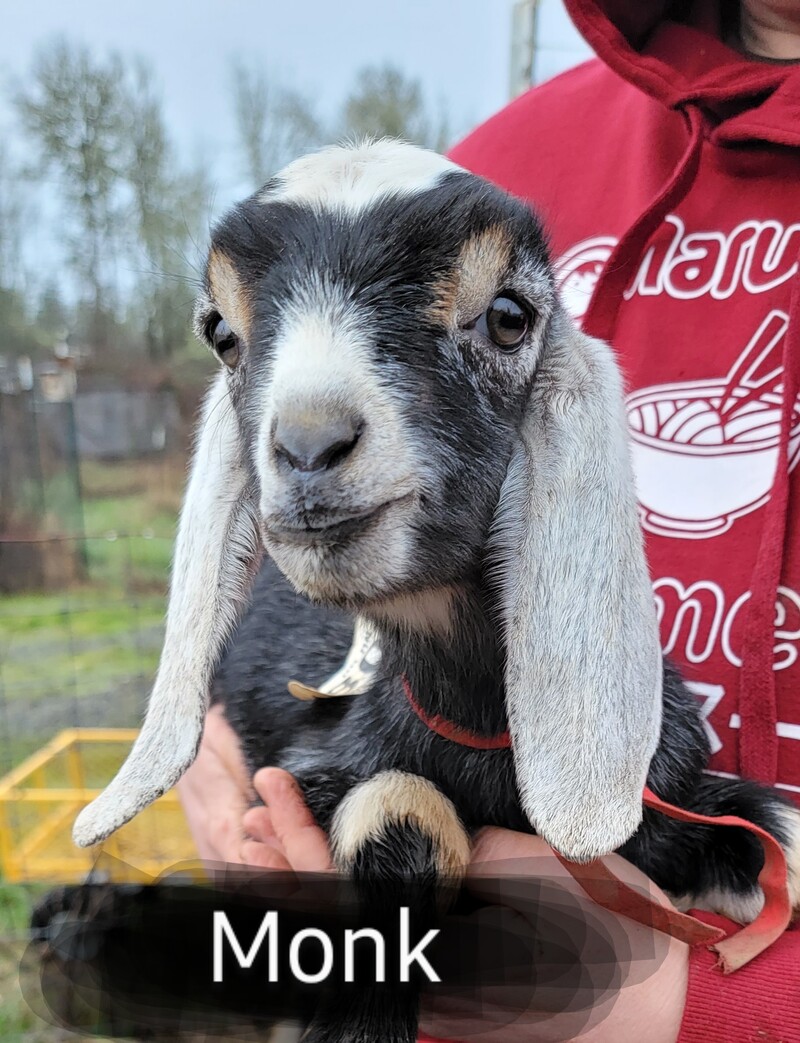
[209,316,240,369]
[475,294,530,351]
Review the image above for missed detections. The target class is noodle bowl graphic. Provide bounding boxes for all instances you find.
[628,383,800,537]
[626,313,800,539]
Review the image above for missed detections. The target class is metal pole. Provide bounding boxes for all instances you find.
[509,0,540,99]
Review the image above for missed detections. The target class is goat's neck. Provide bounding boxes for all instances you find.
[368,579,507,737]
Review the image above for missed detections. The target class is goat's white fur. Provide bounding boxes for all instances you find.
[331,771,471,880]
[492,312,663,861]
[256,287,423,604]
[259,138,456,213]
[73,142,663,861]
[73,374,263,846]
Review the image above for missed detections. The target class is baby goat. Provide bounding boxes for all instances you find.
[73,140,800,1040]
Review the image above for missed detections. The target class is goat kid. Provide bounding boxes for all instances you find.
[72,140,800,1039]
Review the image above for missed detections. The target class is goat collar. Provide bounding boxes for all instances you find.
[401,676,512,750]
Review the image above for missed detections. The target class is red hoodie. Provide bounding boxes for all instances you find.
[440,1,800,1040]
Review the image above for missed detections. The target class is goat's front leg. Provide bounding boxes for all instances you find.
[304,771,471,1043]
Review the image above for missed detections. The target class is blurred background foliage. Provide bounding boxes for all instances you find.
[0,41,456,760]
[0,38,455,836]
[0,38,453,369]
[0,36,453,866]
[0,7,597,1034]
[0,45,455,1037]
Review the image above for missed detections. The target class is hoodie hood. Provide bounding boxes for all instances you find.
[564,0,800,789]
[564,0,800,146]
[450,0,800,797]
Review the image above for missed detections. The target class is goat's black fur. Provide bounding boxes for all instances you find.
[201,149,799,1036]
[46,144,799,1043]
[211,556,797,1041]
[218,558,794,907]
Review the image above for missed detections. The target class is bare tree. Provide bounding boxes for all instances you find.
[0,145,54,358]
[15,39,128,344]
[0,145,26,291]
[124,61,211,359]
[231,61,323,188]
[340,64,450,151]
[36,281,69,342]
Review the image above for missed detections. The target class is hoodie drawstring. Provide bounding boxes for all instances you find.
[582,103,796,786]
[582,105,705,343]
[738,272,800,784]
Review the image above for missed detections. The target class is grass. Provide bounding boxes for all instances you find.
[0,454,185,761]
[0,882,71,1043]
[0,457,189,1041]
[0,565,167,726]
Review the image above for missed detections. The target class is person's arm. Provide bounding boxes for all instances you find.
[177,711,800,1042]
[179,712,687,1041]
[677,924,800,1042]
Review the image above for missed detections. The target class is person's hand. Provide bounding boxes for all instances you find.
[422,828,688,1043]
[241,767,334,871]
[242,770,689,1043]
[180,746,688,1042]
[176,705,255,864]
[177,713,334,871]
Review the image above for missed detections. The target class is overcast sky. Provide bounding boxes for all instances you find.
[0,1,591,285]
[0,1,590,197]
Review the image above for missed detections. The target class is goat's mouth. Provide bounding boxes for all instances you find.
[263,493,415,548]
[263,489,420,606]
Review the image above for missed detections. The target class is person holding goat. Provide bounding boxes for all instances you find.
[177,1,800,1040]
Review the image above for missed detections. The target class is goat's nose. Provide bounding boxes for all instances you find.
[273,412,362,473]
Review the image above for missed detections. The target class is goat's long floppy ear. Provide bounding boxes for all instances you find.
[73,372,263,847]
[495,309,662,862]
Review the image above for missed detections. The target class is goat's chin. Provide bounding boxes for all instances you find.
[264,516,415,608]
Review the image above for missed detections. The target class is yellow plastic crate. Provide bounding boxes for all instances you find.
[0,728,198,883]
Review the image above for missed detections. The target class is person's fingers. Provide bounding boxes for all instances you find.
[240,807,296,860]
[239,838,293,872]
[252,768,335,873]
[177,706,251,863]
[422,826,688,1043]
[242,804,277,842]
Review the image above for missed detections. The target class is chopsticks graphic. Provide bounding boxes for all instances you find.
[719,310,789,423]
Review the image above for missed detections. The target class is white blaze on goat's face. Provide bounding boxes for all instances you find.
[193,142,559,616]
[255,284,424,604]
[196,142,558,615]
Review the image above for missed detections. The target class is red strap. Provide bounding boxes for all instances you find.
[553,849,725,947]
[642,786,792,971]
[402,677,512,750]
[402,678,792,967]
[558,788,792,971]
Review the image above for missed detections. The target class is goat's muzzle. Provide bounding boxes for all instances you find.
[272,410,364,474]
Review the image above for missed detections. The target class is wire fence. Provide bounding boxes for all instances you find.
[0,367,190,828]
[0,369,193,1037]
